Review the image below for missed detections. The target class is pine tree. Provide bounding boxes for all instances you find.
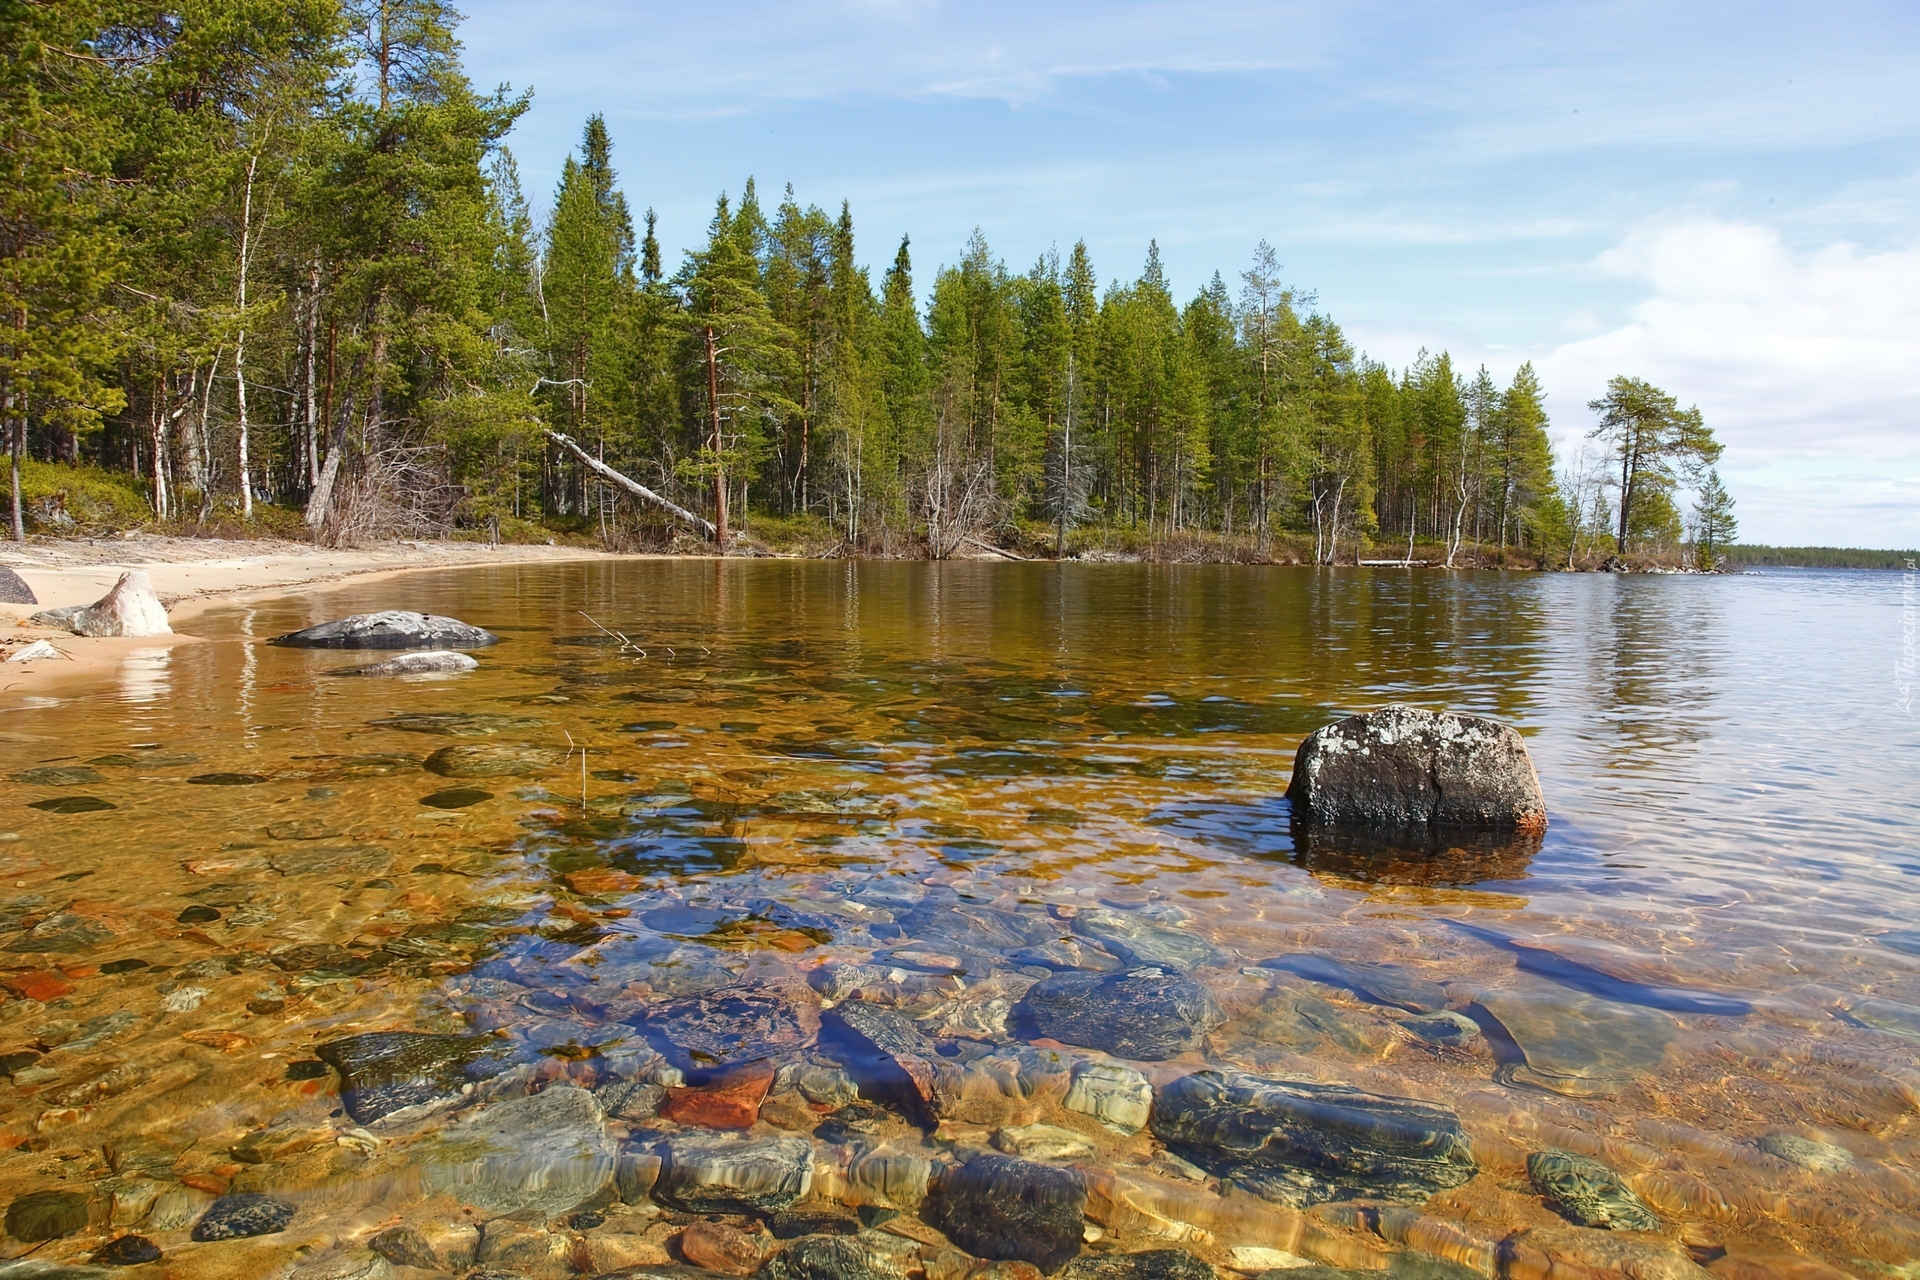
[1692,468,1737,569]
[1587,376,1720,555]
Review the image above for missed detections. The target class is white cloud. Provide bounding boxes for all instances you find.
[1536,219,1920,545]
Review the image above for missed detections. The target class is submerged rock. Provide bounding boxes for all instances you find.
[1401,1011,1482,1048]
[995,1123,1095,1160]
[11,765,105,786]
[1061,1251,1215,1280]
[1527,1149,1660,1231]
[1017,968,1223,1061]
[421,1084,615,1216]
[1149,1069,1477,1207]
[758,1233,903,1280]
[929,1045,1073,1126]
[314,1030,512,1124]
[1758,1133,1854,1173]
[925,1153,1087,1273]
[270,610,499,650]
[652,1132,814,1214]
[1070,909,1222,971]
[1476,990,1673,1098]
[191,1192,296,1241]
[369,1224,439,1270]
[1286,706,1546,831]
[340,649,479,676]
[93,1233,163,1265]
[423,743,567,778]
[638,978,820,1070]
[6,1188,90,1242]
[1062,1060,1153,1134]
[1258,954,1448,1014]
[826,1000,938,1120]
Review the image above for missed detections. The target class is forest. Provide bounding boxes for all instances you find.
[2,0,1736,566]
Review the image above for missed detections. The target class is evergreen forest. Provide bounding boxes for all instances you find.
[2,0,1737,565]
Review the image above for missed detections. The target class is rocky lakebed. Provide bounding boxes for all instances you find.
[0,564,1914,1280]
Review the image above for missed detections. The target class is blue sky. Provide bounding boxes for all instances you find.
[460,0,1920,547]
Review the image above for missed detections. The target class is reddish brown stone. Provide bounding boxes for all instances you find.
[677,1220,761,1275]
[3,970,74,1002]
[660,1061,776,1130]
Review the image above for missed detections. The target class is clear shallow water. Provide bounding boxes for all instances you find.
[0,562,1916,1276]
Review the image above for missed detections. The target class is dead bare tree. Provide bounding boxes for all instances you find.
[921,446,1001,560]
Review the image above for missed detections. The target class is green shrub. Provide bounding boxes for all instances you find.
[15,461,152,534]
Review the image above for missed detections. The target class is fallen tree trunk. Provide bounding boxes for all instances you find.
[545,430,716,541]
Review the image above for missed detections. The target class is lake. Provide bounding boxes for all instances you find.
[1,561,1915,1277]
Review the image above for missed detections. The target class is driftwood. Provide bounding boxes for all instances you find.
[961,534,1030,561]
[545,431,716,540]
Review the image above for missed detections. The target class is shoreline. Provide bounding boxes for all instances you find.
[0,536,641,703]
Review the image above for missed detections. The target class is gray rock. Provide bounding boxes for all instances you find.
[369,1224,438,1269]
[1476,991,1673,1098]
[26,604,86,629]
[652,1132,814,1214]
[190,1193,296,1241]
[1149,1069,1477,1207]
[1758,1133,1853,1173]
[639,978,820,1070]
[924,1153,1086,1273]
[269,610,498,650]
[1527,1149,1660,1231]
[1258,954,1448,1013]
[1286,706,1546,831]
[10,766,105,786]
[6,1189,89,1242]
[1070,909,1222,971]
[1061,1251,1214,1280]
[340,650,478,676]
[1062,1060,1152,1134]
[595,1078,666,1121]
[0,566,36,605]
[758,1234,905,1280]
[1017,968,1224,1061]
[423,743,567,778]
[314,1030,514,1124]
[420,1085,614,1216]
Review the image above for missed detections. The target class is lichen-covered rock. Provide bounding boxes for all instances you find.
[1149,1070,1476,1207]
[1527,1149,1660,1231]
[1017,968,1223,1061]
[369,1224,439,1269]
[1286,706,1546,831]
[340,649,479,676]
[269,610,498,649]
[421,1084,615,1216]
[314,1030,514,1124]
[925,1154,1087,1274]
[652,1132,814,1215]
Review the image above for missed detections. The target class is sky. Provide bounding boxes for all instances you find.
[458,0,1920,548]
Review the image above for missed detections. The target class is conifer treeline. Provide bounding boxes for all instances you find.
[1,0,1717,560]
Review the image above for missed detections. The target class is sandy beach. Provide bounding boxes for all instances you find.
[0,535,636,701]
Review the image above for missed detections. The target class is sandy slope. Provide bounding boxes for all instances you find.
[0,535,636,701]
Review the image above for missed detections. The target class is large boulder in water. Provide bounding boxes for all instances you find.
[1286,705,1546,831]
[269,609,498,650]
